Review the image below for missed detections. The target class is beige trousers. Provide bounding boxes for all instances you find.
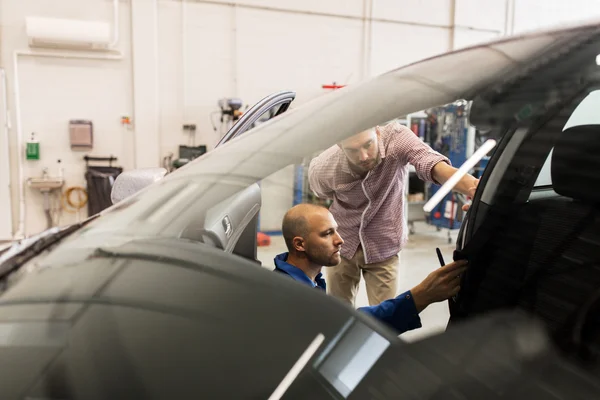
[326,246,399,306]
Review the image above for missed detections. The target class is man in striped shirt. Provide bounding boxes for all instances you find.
[308,121,478,306]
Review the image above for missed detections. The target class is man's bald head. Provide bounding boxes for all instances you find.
[282,203,328,251]
[282,203,344,267]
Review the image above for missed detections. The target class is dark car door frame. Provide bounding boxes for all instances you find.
[449,74,599,327]
[215,90,296,147]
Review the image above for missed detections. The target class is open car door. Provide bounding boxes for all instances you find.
[191,91,296,263]
[112,90,297,263]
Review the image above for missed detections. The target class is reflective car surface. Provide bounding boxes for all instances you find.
[1,21,600,399]
[451,27,600,367]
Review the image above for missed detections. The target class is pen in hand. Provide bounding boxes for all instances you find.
[436,247,445,267]
[436,247,463,301]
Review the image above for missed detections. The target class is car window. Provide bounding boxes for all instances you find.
[533,90,600,188]
[533,149,553,187]
[216,91,295,147]
[247,102,286,131]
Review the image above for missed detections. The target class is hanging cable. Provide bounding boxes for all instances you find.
[61,186,88,222]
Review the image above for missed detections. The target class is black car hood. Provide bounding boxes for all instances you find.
[0,237,402,398]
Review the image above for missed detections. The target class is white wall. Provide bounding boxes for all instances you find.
[513,0,600,33]
[0,0,133,238]
[132,0,161,169]
[1,0,510,236]
[0,68,11,240]
[454,0,506,48]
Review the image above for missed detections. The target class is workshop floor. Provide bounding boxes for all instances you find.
[257,221,458,343]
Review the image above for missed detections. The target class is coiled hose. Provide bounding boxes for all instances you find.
[61,186,88,221]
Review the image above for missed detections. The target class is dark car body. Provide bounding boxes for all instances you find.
[2,20,600,399]
[451,26,600,366]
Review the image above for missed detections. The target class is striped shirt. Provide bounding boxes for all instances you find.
[308,122,449,264]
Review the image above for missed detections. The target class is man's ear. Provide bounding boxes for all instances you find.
[292,236,306,252]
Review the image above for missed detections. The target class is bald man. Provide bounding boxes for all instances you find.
[274,203,467,335]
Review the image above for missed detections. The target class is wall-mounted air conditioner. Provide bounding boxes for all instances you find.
[25,16,112,51]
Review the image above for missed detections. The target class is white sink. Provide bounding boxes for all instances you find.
[27,177,64,191]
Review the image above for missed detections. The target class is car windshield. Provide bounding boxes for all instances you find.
[25,25,600,272]
[3,24,600,398]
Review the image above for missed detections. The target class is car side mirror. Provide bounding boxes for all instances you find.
[111,168,167,205]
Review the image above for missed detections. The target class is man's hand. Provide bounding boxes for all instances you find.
[410,260,468,313]
[461,178,479,212]
[466,178,479,198]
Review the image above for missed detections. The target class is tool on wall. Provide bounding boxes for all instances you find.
[183,123,197,146]
[212,97,245,137]
[170,144,207,170]
[164,109,211,173]
[163,97,240,173]
[168,122,206,171]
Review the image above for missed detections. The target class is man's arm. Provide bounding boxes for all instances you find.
[384,123,479,198]
[358,260,467,334]
[307,147,339,200]
[358,291,422,334]
[432,161,479,197]
[384,123,450,184]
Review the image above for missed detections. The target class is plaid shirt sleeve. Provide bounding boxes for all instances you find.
[307,146,338,200]
[386,122,450,183]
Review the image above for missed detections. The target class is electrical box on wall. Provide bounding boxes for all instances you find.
[26,132,40,160]
[69,120,93,150]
